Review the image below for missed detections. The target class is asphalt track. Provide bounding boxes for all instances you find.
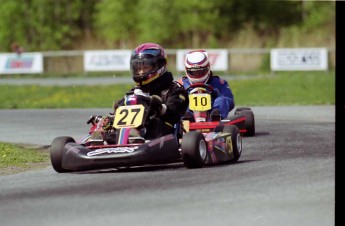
[0,105,335,226]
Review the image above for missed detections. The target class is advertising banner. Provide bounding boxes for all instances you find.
[270,48,328,71]
[0,53,43,74]
[176,49,228,72]
[84,50,132,71]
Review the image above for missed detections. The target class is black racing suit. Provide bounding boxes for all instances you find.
[106,71,189,143]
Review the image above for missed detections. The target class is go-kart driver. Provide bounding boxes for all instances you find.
[178,50,235,120]
[89,43,189,143]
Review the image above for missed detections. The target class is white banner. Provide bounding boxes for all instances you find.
[270,48,328,71]
[176,49,228,71]
[0,53,43,74]
[84,50,132,71]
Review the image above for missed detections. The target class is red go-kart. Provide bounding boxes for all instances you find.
[183,83,255,136]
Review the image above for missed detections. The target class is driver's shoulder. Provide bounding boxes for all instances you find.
[209,75,227,86]
[167,78,185,89]
[176,76,188,85]
[160,81,185,97]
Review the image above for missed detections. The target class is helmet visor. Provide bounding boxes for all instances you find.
[186,66,209,79]
[131,58,158,83]
[138,48,161,57]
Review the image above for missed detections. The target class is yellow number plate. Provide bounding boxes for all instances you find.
[189,93,211,111]
[113,105,145,129]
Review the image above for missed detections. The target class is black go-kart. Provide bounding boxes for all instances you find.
[49,88,245,172]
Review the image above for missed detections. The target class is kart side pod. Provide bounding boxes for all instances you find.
[181,124,242,168]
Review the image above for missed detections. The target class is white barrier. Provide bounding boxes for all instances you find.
[270,48,328,71]
[0,48,333,75]
[176,49,228,71]
[0,53,43,74]
[84,50,132,71]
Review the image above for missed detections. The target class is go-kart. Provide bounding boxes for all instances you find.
[179,83,257,165]
[49,88,244,173]
[183,83,255,137]
[50,89,183,172]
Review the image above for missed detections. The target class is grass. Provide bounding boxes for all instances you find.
[0,143,50,175]
[0,71,335,109]
[0,83,133,109]
[231,71,335,106]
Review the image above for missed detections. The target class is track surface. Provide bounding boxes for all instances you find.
[0,106,335,226]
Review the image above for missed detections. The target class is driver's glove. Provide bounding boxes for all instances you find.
[211,89,220,99]
[150,95,162,112]
[102,115,114,131]
[150,95,167,116]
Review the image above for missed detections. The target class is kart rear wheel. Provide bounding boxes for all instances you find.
[234,107,252,115]
[214,125,242,162]
[234,108,255,136]
[240,110,255,136]
[50,136,75,173]
[181,131,207,168]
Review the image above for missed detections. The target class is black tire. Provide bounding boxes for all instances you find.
[181,131,207,168]
[240,110,255,136]
[50,136,75,173]
[234,107,252,115]
[214,125,242,162]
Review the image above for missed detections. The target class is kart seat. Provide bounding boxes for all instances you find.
[182,111,195,122]
[210,109,221,122]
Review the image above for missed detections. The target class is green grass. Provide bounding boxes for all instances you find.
[0,143,49,175]
[0,83,133,109]
[0,71,335,109]
[231,71,335,106]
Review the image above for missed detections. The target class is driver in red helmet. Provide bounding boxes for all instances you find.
[179,50,235,120]
[90,43,189,143]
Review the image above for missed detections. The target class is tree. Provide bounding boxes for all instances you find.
[0,0,95,51]
[94,0,139,48]
[0,0,334,51]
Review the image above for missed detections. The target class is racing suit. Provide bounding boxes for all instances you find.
[179,73,234,119]
[106,72,189,142]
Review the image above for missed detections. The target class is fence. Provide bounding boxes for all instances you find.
[4,48,336,76]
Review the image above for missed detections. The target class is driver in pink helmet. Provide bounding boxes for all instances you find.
[89,43,189,143]
[179,49,234,120]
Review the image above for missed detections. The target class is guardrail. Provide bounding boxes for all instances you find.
[1,48,335,75]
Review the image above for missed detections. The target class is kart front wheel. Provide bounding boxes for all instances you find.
[181,131,207,168]
[50,136,75,173]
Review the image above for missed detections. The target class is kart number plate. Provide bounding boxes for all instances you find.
[189,93,211,111]
[113,105,145,128]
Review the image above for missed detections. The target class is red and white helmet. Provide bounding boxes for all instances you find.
[130,43,167,87]
[184,50,211,84]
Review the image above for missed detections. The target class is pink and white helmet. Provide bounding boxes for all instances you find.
[130,43,167,87]
[184,50,211,84]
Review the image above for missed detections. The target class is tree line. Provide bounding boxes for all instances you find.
[0,0,335,52]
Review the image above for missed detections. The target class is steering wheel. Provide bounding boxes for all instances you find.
[186,83,214,94]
